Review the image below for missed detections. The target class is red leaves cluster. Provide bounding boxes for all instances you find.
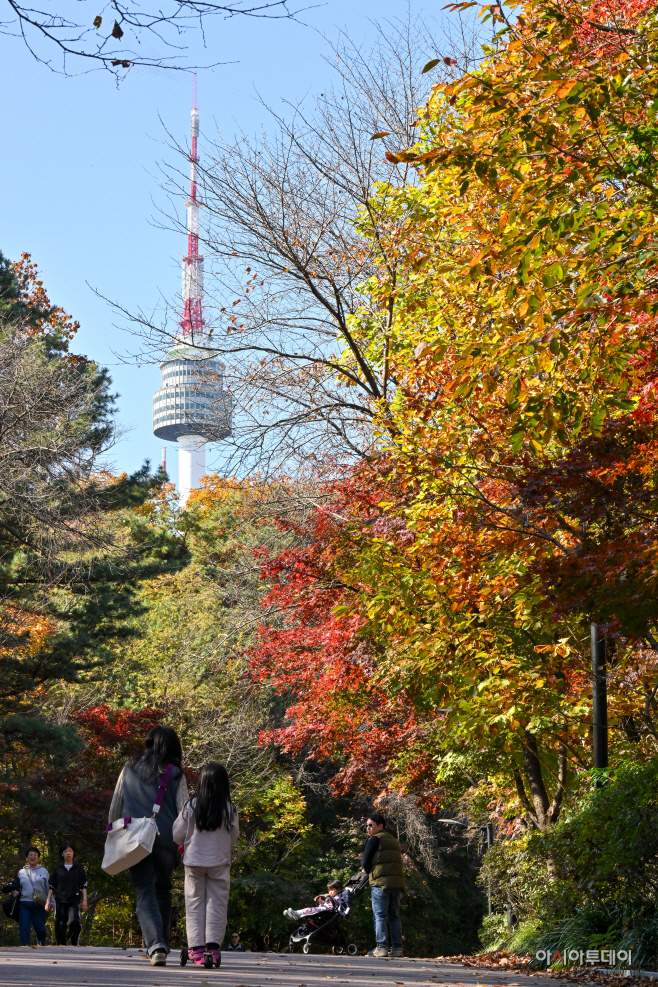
[249,482,440,804]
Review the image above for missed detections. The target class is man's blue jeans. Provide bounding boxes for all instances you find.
[18,900,47,946]
[129,845,177,956]
[371,886,402,948]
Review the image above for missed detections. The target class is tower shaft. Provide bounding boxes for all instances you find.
[178,434,206,504]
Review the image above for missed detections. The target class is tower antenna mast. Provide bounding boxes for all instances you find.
[181,72,203,336]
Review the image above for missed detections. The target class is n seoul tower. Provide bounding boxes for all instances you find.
[152,81,231,505]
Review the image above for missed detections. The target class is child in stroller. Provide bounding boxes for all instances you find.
[286,872,369,955]
[283,880,349,923]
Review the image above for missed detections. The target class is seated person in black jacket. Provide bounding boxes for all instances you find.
[226,931,247,951]
[46,843,88,946]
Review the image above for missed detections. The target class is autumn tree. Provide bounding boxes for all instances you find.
[0,254,181,850]
[244,0,658,842]
[342,0,658,823]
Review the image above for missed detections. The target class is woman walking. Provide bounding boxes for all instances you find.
[15,847,49,946]
[108,725,188,967]
[173,762,239,968]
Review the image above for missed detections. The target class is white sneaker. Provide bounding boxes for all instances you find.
[368,946,388,958]
[150,951,166,966]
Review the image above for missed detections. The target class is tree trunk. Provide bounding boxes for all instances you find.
[515,732,567,831]
[523,731,552,830]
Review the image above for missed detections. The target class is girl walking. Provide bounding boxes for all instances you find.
[173,762,239,968]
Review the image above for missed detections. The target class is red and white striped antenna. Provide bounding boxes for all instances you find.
[180,73,204,336]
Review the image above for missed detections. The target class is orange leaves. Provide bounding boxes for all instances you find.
[11,253,79,343]
[0,605,56,666]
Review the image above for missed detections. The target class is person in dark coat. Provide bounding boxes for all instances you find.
[226,931,247,951]
[108,725,188,968]
[46,842,88,945]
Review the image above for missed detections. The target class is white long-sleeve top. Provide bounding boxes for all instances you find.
[17,865,49,902]
[172,798,239,868]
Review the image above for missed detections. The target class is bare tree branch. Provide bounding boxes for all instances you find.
[1,0,310,75]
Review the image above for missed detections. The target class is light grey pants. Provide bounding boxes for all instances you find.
[184,864,231,948]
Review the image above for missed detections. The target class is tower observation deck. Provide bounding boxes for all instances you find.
[152,83,232,504]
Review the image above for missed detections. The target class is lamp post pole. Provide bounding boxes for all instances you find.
[486,822,493,916]
[591,622,608,785]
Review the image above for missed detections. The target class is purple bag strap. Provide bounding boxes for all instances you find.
[152,763,175,815]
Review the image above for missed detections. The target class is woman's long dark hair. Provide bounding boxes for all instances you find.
[195,762,233,832]
[130,725,182,782]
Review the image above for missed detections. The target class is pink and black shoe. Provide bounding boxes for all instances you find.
[189,947,206,966]
[204,943,221,968]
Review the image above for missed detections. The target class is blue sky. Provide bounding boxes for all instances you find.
[0,0,434,488]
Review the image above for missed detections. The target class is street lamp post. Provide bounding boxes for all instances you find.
[591,622,608,784]
[485,822,493,916]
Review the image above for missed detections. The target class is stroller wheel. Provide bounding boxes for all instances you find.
[332,946,344,955]
[303,943,310,954]
[180,948,188,967]
[347,944,358,956]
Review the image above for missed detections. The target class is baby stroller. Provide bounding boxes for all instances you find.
[289,872,369,955]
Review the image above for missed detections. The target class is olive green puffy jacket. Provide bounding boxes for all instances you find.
[368,830,405,891]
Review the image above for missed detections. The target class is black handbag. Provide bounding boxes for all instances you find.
[1,880,20,923]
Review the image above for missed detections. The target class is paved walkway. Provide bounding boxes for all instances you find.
[0,947,572,987]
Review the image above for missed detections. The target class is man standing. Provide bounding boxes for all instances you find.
[46,843,88,946]
[360,812,405,958]
[226,931,247,951]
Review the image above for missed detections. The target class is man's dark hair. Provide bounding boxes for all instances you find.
[231,932,240,937]
[59,842,74,856]
[25,846,40,858]
[367,811,387,828]
[327,880,344,891]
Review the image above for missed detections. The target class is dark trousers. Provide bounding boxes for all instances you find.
[18,901,47,946]
[54,901,81,945]
[130,846,177,956]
